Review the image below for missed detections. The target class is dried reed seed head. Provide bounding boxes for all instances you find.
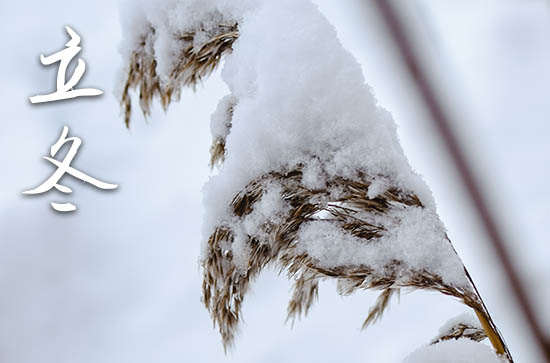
[201,167,484,349]
[121,27,159,128]
[121,23,238,128]
[210,138,226,168]
[210,100,235,168]
[431,322,487,345]
[285,268,320,325]
[362,288,397,329]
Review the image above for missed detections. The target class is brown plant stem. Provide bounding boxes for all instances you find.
[475,309,505,356]
[466,268,512,360]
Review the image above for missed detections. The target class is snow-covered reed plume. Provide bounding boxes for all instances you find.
[117,0,512,361]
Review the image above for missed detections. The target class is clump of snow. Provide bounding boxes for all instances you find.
[296,205,467,287]
[210,94,236,143]
[202,0,440,237]
[301,158,327,190]
[438,313,483,336]
[403,339,502,363]
[223,182,291,273]
[367,178,389,199]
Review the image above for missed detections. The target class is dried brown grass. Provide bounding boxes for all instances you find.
[120,24,238,128]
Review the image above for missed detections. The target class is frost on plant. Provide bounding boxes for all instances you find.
[118,0,511,361]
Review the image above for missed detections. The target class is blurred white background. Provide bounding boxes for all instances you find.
[0,1,548,362]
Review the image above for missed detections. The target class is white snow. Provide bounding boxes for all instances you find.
[403,339,502,363]
[210,94,236,143]
[438,312,483,336]
[297,205,466,286]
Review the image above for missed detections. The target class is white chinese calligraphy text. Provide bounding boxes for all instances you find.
[23,126,118,212]
[29,26,103,103]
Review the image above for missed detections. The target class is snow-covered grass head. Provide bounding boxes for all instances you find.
[201,165,491,349]
[118,1,241,128]
[118,0,512,361]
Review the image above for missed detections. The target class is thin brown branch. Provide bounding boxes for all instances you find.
[372,1,548,361]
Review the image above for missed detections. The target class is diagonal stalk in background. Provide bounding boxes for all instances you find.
[373,0,549,361]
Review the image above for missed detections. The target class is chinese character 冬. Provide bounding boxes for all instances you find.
[29,26,103,104]
[23,126,118,212]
